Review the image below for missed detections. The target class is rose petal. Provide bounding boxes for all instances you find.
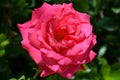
[81,24,92,38]
[79,13,90,23]
[39,49,63,72]
[58,57,72,65]
[28,30,40,49]
[17,21,31,39]
[66,34,95,56]
[37,30,52,50]
[21,40,42,64]
[18,22,42,64]
[40,48,63,60]
[32,2,51,20]
[39,65,55,77]
[58,64,85,78]
[86,50,96,63]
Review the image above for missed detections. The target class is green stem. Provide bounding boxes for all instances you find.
[33,68,41,79]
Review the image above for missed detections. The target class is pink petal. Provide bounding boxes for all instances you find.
[58,57,72,65]
[32,2,51,20]
[18,22,42,64]
[76,50,96,64]
[66,34,96,63]
[87,50,96,63]
[37,30,52,50]
[39,65,55,77]
[28,30,40,49]
[58,64,85,78]
[93,35,97,46]
[21,40,42,64]
[81,24,92,38]
[40,48,63,61]
[39,49,62,72]
[66,35,92,56]
[17,21,31,39]
[79,13,90,23]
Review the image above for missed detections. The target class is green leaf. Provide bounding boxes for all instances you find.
[90,0,100,10]
[27,77,36,80]
[97,17,119,32]
[0,33,9,57]
[110,70,120,80]
[0,33,7,43]
[0,48,5,57]
[98,45,107,58]
[108,63,120,80]
[111,63,120,71]
[101,64,111,80]
[18,75,25,80]
[0,33,9,47]
[1,39,9,47]
[46,75,57,80]
[98,57,108,65]
[73,0,89,12]
[112,7,120,14]
[10,78,17,80]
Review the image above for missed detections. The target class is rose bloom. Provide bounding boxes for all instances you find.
[18,2,96,78]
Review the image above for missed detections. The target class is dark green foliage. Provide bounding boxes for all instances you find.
[0,0,120,80]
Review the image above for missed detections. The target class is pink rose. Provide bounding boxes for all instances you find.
[18,2,96,78]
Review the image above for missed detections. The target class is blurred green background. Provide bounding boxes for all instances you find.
[0,0,120,80]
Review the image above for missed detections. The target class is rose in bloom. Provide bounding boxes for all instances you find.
[18,2,97,78]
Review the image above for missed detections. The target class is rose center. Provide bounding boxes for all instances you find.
[54,25,72,42]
